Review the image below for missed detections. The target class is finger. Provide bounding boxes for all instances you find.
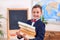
[23,34,26,36]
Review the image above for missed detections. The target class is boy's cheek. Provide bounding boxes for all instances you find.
[33,15,40,17]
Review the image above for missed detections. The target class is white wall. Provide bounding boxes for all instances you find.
[46,23,60,31]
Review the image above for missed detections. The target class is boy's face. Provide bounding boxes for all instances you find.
[32,8,42,19]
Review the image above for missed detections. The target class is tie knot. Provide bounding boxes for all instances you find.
[31,19,36,22]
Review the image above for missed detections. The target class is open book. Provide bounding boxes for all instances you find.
[18,21,36,39]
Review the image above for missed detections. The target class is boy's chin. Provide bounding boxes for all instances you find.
[33,18,40,19]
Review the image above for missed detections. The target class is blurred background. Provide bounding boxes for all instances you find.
[0,0,60,40]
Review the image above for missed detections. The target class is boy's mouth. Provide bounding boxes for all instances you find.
[34,15,39,17]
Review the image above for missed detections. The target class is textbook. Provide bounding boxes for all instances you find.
[18,21,36,39]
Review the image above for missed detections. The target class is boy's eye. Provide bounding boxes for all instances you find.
[33,11,39,13]
[37,11,39,13]
[33,11,35,13]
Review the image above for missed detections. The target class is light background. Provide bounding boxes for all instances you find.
[0,0,60,39]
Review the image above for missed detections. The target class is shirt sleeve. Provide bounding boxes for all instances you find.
[29,23,45,40]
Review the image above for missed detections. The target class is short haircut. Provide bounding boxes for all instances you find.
[32,4,42,12]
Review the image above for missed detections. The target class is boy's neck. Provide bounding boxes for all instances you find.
[32,18,40,21]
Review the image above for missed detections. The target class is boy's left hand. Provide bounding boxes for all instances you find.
[22,34,29,40]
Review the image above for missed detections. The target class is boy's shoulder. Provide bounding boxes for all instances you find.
[27,20,31,21]
[36,19,45,26]
[27,19,45,24]
[27,20,31,22]
[27,19,43,23]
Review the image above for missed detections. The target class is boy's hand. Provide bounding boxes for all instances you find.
[16,32,23,39]
[16,32,20,35]
[22,34,29,40]
[16,32,29,40]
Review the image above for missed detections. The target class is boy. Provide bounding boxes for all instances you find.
[17,5,45,40]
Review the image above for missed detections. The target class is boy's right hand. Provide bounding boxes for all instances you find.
[16,32,20,36]
[16,32,29,40]
[16,32,23,39]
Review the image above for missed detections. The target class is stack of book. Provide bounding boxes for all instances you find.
[18,21,36,39]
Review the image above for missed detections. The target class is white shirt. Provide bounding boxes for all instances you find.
[31,18,40,26]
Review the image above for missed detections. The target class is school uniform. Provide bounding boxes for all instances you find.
[17,19,45,40]
[26,19,45,40]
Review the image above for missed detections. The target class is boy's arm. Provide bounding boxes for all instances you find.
[36,23,45,40]
[29,23,45,40]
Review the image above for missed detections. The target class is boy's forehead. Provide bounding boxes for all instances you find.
[32,8,41,11]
